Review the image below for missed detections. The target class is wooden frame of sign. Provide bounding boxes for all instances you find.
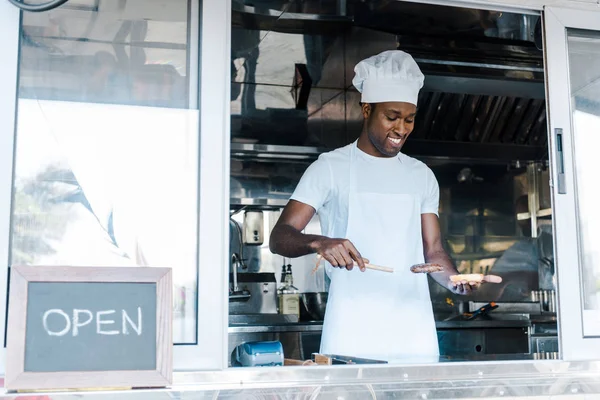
[5,266,173,391]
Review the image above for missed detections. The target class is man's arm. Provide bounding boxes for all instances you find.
[421,213,473,295]
[269,200,366,271]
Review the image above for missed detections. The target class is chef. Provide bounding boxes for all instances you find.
[269,50,481,363]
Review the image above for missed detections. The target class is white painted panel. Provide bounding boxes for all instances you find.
[0,1,20,376]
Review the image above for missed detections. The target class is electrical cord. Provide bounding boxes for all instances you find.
[7,0,69,12]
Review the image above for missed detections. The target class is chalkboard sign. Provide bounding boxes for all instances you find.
[5,266,172,391]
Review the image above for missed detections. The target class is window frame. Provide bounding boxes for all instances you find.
[544,5,600,361]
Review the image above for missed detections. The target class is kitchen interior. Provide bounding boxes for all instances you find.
[228,0,558,367]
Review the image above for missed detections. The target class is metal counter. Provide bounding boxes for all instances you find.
[3,359,600,399]
[228,317,537,333]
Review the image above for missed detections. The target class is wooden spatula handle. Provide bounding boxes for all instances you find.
[362,263,394,273]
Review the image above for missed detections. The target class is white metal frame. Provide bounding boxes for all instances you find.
[0,1,21,376]
[176,0,231,370]
[544,6,600,361]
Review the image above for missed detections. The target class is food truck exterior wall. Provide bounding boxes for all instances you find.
[0,1,20,379]
[1,0,600,398]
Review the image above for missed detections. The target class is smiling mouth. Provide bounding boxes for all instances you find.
[388,137,403,146]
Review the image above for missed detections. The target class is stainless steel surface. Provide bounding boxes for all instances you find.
[229,323,324,334]
[470,301,542,314]
[229,273,278,314]
[413,57,544,72]
[533,351,559,359]
[227,316,538,333]
[439,327,529,355]
[550,290,557,312]
[231,142,323,158]
[242,210,264,245]
[232,143,547,165]
[9,359,600,398]
[527,163,540,238]
[436,318,531,329]
[230,197,289,207]
[18,359,600,398]
[228,313,298,325]
[229,253,251,303]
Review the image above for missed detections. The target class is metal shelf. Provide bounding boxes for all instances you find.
[230,197,288,208]
[231,143,324,161]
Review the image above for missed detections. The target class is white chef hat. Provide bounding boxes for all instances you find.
[352,50,424,105]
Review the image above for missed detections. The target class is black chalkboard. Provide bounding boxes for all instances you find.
[6,265,172,391]
[24,282,157,372]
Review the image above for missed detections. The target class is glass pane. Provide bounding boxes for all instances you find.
[567,29,600,335]
[11,0,198,344]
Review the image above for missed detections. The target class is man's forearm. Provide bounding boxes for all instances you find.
[269,224,326,258]
[425,249,459,288]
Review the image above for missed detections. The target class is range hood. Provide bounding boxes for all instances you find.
[231,0,549,162]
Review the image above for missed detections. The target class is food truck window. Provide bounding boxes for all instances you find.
[544,7,600,360]
[8,0,200,345]
[228,1,561,367]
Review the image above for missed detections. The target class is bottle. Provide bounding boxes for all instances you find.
[278,263,300,318]
[277,260,288,313]
[279,262,287,287]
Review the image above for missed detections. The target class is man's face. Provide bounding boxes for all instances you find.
[362,102,417,157]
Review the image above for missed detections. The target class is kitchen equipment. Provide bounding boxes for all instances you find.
[299,292,328,321]
[229,272,278,314]
[243,210,264,245]
[231,341,284,367]
[464,302,498,320]
[313,353,387,365]
[469,301,542,314]
[229,253,251,302]
[537,289,557,313]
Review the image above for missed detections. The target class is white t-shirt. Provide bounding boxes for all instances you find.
[290,141,440,240]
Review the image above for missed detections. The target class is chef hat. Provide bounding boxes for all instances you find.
[352,50,424,105]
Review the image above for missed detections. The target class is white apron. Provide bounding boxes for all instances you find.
[319,144,439,363]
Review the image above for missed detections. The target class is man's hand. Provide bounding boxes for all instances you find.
[447,274,502,295]
[312,237,366,271]
[448,278,481,295]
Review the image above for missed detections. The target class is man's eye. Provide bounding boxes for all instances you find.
[386,116,397,121]
[406,119,415,124]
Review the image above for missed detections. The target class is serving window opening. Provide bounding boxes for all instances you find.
[228,0,557,366]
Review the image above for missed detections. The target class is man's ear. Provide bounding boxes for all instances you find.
[361,103,372,119]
